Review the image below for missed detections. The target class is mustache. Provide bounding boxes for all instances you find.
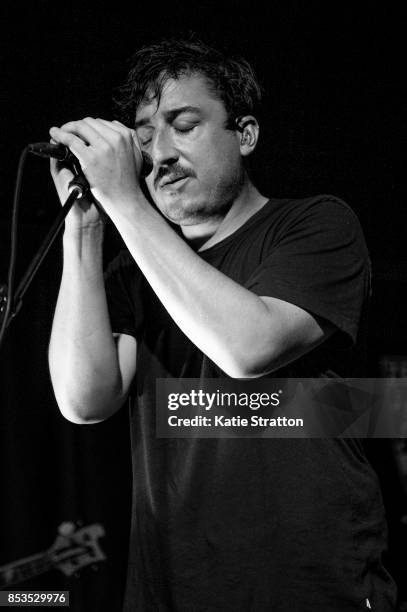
[153,163,195,189]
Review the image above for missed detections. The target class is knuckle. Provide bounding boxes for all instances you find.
[86,149,96,163]
[125,131,134,143]
[62,120,77,129]
[59,132,75,144]
[116,131,126,143]
[99,140,112,153]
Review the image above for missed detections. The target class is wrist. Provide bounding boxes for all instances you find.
[63,222,105,250]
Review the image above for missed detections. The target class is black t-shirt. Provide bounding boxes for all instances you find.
[105,195,396,611]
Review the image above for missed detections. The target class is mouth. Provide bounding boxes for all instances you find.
[159,176,190,190]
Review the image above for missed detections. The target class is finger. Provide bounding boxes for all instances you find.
[57,118,109,148]
[113,119,128,128]
[94,118,126,133]
[112,120,143,145]
[82,116,124,138]
[50,159,74,189]
[82,117,138,153]
[50,159,73,177]
[94,118,142,154]
[49,126,90,159]
[92,118,136,143]
[112,119,133,132]
[111,120,140,144]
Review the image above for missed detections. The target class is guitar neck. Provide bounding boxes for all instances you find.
[0,551,52,587]
[0,523,106,587]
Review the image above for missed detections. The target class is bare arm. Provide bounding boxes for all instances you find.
[113,207,334,377]
[48,163,137,424]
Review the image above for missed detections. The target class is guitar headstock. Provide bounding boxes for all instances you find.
[49,522,106,576]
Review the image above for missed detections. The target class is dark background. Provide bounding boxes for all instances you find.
[1,2,406,610]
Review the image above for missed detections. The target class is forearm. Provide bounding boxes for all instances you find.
[49,225,124,422]
[109,199,278,378]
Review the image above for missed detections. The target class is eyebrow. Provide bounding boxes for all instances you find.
[134,105,202,129]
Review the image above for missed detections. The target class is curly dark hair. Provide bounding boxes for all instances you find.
[114,37,262,129]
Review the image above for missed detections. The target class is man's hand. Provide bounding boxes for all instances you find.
[50,155,104,232]
[49,118,145,225]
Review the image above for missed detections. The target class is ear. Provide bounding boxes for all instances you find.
[235,115,259,157]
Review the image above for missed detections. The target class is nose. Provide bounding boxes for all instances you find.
[150,126,179,167]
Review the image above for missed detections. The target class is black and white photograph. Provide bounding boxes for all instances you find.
[0,2,406,610]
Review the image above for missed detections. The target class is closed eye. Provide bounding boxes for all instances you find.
[173,123,198,133]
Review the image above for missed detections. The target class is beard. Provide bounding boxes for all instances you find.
[152,169,245,226]
[161,196,232,226]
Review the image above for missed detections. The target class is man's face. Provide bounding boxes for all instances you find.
[135,74,245,225]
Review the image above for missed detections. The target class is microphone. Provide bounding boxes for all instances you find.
[28,142,153,178]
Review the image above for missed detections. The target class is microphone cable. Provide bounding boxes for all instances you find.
[0,147,29,350]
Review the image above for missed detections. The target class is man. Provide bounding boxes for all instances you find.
[48,39,396,611]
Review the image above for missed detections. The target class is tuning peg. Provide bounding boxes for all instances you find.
[58,522,75,536]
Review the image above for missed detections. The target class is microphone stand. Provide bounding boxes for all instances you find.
[0,165,90,345]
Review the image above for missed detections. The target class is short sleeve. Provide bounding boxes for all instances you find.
[245,197,371,344]
[104,250,144,339]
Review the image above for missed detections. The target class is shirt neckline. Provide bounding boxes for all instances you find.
[196,198,273,255]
